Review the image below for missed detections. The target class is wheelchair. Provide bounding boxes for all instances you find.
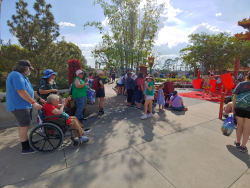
[28,108,85,153]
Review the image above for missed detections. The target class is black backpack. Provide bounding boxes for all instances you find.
[132,79,139,91]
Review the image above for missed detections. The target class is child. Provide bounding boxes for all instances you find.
[157,84,165,111]
[141,76,154,120]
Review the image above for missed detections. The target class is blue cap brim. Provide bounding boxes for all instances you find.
[43,72,57,78]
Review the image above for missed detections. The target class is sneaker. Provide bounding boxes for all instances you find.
[22,147,37,154]
[147,113,153,118]
[234,141,240,148]
[141,114,147,120]
[239,146,248,153]
[80,136,89,143]
[137,107,143,110]
[84,129,91,136]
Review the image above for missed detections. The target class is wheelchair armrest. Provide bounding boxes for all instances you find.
[44,114,64,119]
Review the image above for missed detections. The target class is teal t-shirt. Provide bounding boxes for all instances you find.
[146,82,154,96]
[72,77,88,98]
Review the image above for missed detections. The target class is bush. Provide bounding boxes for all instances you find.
[189,75,193,79]
[1,97,6,102]
[155,77,165,82]
[57,79,69,89]
[102,76,110,84]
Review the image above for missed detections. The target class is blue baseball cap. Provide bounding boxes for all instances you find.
[43,69,58,78]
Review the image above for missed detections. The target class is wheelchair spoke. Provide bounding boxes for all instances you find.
[33,138,45,143]
[41,140,47,151]
[34,131,45,138]
[47,140,55,150]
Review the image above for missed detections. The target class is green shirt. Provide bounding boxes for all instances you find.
[146,82,154,96]
[72,77,88,98]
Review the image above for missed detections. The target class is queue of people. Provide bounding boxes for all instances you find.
[5,60,107,154]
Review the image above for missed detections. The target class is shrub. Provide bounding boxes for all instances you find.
[102,76,110,84]
[1,97,6,102]
[189,75,193,79]
[155,77,165,82]
[57,79,69,89]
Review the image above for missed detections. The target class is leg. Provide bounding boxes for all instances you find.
[19,126,29,142]
[242,118,250,147]
[149,99,153,113]
[144,100,150,114]
[236,116,245,144]
[74,97,85,120]
[69,116,84,138]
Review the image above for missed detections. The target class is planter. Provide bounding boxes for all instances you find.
[67,100,86,116]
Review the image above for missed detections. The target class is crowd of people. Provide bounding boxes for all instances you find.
[5,59,250,155]
[115,70,187,120]
[6,60,106,154]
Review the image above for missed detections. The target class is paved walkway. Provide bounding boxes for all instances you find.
[0,82,250,188]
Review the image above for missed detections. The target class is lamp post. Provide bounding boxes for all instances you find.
[0,0,3,55]
[148,57,154,75]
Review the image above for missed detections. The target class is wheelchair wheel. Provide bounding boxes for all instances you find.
[71,138,81,149]
[29,123,64,153]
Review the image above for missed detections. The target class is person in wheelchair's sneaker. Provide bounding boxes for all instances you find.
[43,94,90,143]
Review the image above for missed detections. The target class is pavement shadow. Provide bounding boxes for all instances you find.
[226,145,250,168]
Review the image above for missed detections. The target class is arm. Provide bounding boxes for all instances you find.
[58,96,71,108]
[39,89,58,95]
[161,91,164,97]
[168,100,172,108]
[140,84,144,91]
[181,98,184,106]
[99,80,104,88]
[232,95,237,112]
[34,91,46,104]
[52,99,66,115]
[17,90,42,110]
[75,78,89,89]
[147,85,153,92]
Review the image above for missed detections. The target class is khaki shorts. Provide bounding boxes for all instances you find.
[12,108,33,127]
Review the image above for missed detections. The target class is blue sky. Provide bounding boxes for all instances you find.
[1,0,250,68]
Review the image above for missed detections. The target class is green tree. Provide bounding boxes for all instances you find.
[162,59,174,72]
[84,0,165,73]
[7,0,60,81]
[180,32,250,74]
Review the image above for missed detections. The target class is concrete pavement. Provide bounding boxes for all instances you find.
[0,82,249,188]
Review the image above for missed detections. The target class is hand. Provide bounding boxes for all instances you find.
[61,98,66,104]
[66,96,71,101]
[32,102,42,110]
[52,89,59,93]
[40,99,46,104]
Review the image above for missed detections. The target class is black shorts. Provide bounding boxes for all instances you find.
[235,108,250,119]
[12,108,33,127]
[127,89,133,103]
[117,83,124,87]
[96,88,105,98]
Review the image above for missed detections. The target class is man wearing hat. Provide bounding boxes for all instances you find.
[6,60,43,154]
[37,69,59,102]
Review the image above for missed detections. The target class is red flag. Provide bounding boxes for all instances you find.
[220,73,233,90]
[209,80,217,93]
[197,69,200,79]
[193,79,202,89]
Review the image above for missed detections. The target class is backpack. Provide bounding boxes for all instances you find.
[92,78,99,90]
[69,83,73,95]
[236,91,250,109]
[132,79,138,91]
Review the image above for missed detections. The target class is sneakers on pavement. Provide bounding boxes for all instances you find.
[80,136,89,143]
[141,114,147,120]
[84,129,91,136]
[234,141,240,148]
[239,146,247,153]
[147,113,153,118]
[22,147,37,154]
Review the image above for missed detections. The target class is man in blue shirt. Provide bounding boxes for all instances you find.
[6,60,44,154]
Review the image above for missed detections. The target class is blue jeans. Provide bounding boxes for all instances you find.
[136,90,143,103]
[172,105,184,111]
[74,97,86,120]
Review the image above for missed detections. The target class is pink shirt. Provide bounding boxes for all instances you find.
[137,78,145,91]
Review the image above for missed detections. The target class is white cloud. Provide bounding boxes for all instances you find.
[59,22,76,28]
[101,17,109,27]
[215,13,222,16]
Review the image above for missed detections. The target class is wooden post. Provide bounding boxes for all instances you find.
[219,92,225,119]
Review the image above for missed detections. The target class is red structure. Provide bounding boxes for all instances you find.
[137,64,148,78]
[233,18,250,77]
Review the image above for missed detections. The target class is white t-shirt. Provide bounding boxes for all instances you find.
[132,75,137,80]
[117,76,124,84]
[125,74,128,79]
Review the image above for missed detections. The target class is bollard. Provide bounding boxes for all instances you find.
[219,92,225,119]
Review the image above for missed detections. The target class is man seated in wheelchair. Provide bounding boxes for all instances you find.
[42,94,90,143]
